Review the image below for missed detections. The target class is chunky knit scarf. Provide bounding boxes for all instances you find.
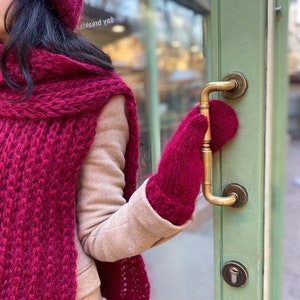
[0,45,150,299]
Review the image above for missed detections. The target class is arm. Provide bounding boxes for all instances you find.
[76,95,188,263]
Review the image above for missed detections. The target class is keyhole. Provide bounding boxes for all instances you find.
[222,261,248,288]
[229,266,239,284]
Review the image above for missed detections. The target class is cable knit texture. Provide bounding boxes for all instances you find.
[146,101,239,225]
[0,45,149,299]
[51,0,84,30]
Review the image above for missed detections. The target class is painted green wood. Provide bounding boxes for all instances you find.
[143,0,161,171]
[207,0,287,299]
[269,1,289,299]
[218,2,266,298]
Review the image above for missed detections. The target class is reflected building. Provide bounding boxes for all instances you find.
[77,2,214,300]
[78,0,209,181]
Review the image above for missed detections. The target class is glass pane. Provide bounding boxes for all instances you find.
[154,0,207,150]
[79,0,151,182]
[79,1,213,299]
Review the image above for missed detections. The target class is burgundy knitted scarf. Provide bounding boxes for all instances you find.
[0,45,150,299]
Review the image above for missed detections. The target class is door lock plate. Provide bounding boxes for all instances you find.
[222,261,248,288]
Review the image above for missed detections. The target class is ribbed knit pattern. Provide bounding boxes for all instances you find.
[51,0,84,30]
[0,45,149,299]
[146,101,239,225]
[97,257,150,300]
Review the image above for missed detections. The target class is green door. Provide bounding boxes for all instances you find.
[208,0,288,299]
[79,0,289,299]
[144,0,288,299]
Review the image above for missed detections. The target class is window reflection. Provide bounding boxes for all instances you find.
[78,2,213,299]
[79,0,207,182]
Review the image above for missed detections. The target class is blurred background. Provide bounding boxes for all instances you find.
[284,1,300,299]
[79,1,299,298]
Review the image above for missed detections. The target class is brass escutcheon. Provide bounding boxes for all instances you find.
[222,183,248,208]
[222,72,248,99]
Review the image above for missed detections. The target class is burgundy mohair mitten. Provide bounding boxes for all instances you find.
[146,100,239,225]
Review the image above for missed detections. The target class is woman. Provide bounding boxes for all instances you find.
[0,0,239,299]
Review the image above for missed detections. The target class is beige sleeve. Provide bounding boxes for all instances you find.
[76,95,190,263]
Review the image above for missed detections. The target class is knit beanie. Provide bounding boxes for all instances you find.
[51,0,84,30]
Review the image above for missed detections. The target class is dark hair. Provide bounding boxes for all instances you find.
[1,0,114,101]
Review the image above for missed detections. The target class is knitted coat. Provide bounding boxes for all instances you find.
[0,45,149,299]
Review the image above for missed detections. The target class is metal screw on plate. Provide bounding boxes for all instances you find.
[275,6,282,13]
[222,261,248,288]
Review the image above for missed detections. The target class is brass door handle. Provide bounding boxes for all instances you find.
[199,72,248,206]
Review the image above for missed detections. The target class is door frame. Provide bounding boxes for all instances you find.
[206,1,288,299]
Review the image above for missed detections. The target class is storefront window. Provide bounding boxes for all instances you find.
[78,0,207,183]
[79,2,213,299]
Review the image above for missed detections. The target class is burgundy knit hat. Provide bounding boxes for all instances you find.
[51,0,84,30]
